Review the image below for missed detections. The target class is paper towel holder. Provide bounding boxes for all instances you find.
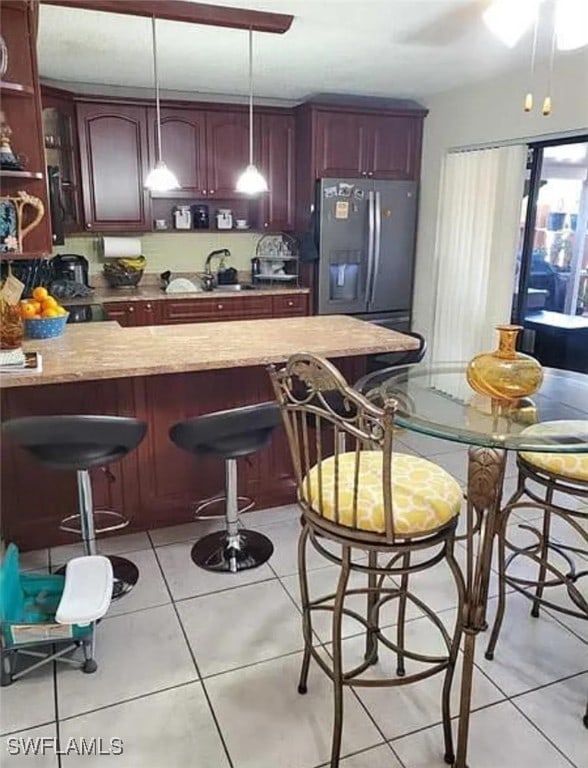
[101,236,143,260]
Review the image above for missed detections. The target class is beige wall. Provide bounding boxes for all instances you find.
[414,47,588,343]
[54,232,262,276]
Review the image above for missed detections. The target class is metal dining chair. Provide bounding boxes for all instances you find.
[486,421,588,662]
[269,352,465,768]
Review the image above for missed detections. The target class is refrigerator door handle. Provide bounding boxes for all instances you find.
[370,190,382,304]
[365,189,375,305]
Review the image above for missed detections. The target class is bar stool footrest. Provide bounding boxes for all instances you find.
[59,510,130,536]
[191,529,273,573]
[193,495,254,520]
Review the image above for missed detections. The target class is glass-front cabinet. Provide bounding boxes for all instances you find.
[41,91,82,242]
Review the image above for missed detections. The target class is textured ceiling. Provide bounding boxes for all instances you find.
[37,0,570,103]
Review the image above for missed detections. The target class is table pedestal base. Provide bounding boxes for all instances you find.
[454,446,506,768]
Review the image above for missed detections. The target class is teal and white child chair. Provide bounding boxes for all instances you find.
[0,544,113,686]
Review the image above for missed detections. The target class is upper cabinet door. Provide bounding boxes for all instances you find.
[77,103,150,231]
[205,111,250,198]
[314,111,367,178]
[259,113,295,232]
[368,115,422,180]
[149,108,207,195]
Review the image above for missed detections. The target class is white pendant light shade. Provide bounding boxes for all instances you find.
[236,163,268,195]
[555,0,588,50]
[145,17,180,192]
[235,28,268,196]
[483,0,540,48]
[145,160,179,192]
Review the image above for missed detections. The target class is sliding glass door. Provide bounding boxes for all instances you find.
[513,136,588,373]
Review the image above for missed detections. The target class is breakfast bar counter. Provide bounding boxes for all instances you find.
[1,316,417,549]
[0,315,417,389]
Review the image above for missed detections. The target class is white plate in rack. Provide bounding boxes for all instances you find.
[165,278,201,293]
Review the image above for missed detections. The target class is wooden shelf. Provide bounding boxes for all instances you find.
[0,81,35,97]
[0,169,44,179]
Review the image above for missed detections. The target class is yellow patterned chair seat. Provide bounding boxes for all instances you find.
[302,451,462,536]
[519,420,588,483]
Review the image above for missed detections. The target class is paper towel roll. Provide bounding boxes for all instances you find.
[101,236,143,259]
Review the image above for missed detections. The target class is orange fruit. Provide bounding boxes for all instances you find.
[41,308,59,318]
[41,297,58,311]
[20,303,37,319]
[32,286,49,301]
[56,306,68,316]
[27,300,42,314]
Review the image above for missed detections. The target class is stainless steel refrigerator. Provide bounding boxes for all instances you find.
[315,178,417,332]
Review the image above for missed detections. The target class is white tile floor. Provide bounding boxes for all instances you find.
[1,442,587,768]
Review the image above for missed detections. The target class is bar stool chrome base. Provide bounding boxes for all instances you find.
[191,529,273,573]
[109,555,139,599]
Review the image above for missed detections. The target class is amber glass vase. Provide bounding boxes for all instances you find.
[466,324,544,402]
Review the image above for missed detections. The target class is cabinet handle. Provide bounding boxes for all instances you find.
[264,222,269,228]
[202,190,207,196]
[145,303,152,310]
[209,189,215,195]
[217,303,224,310]
[86,223,92,229]
[367,171,374,177]
[361,171,367,177]
[287,300,294,307]
[128,306,134,313]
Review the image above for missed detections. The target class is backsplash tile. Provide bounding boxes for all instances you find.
[53,232,263,275]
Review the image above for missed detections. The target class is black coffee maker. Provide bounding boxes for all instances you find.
[51,254,90,286]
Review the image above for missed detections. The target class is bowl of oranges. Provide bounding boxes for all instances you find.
[20,287,69,339]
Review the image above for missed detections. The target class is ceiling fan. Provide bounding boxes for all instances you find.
[402,0,588,51]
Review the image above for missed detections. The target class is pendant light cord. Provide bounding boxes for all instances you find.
[152,16,162,164]
[248,27,253,166]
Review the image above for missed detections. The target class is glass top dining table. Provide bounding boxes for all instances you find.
[355,362,588,768]
[355,363,588,453]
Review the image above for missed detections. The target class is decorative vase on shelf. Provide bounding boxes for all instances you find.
[466,325,544,402]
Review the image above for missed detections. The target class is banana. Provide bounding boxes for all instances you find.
[117,257,146,270]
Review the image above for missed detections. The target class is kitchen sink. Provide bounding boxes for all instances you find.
[214,284,243,291]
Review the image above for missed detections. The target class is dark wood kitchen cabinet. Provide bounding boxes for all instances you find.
[76,102,151,231]
[103,300,162,327]
[259,112,296,232]
[313,110,367,178]
[147,107,207,194]
[311,107,424,181]
[42,86,83,240]
[205,110,250,198]
[147,106,250,200]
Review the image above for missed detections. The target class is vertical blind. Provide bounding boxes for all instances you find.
[431,145,527,364]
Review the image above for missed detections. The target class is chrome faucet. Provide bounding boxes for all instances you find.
[204,248,231,275]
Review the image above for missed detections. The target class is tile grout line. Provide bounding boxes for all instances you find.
[509,694,580,768]
[151,541,236,768]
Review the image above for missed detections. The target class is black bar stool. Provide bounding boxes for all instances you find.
[169,402,280,573]
[2,415,147,599]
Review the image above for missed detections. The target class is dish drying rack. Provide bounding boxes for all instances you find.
[253,233,299,287]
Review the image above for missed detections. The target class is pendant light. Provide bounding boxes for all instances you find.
[145,16,179,192]
[235,28,268,195]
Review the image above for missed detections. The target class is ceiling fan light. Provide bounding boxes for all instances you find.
[483,0,540,47]
[555,0,588,50]
[145,160,180,192]
[235,163,268,195]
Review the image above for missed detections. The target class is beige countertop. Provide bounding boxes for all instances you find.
[1,316,418,389]
[66,285,310,305]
